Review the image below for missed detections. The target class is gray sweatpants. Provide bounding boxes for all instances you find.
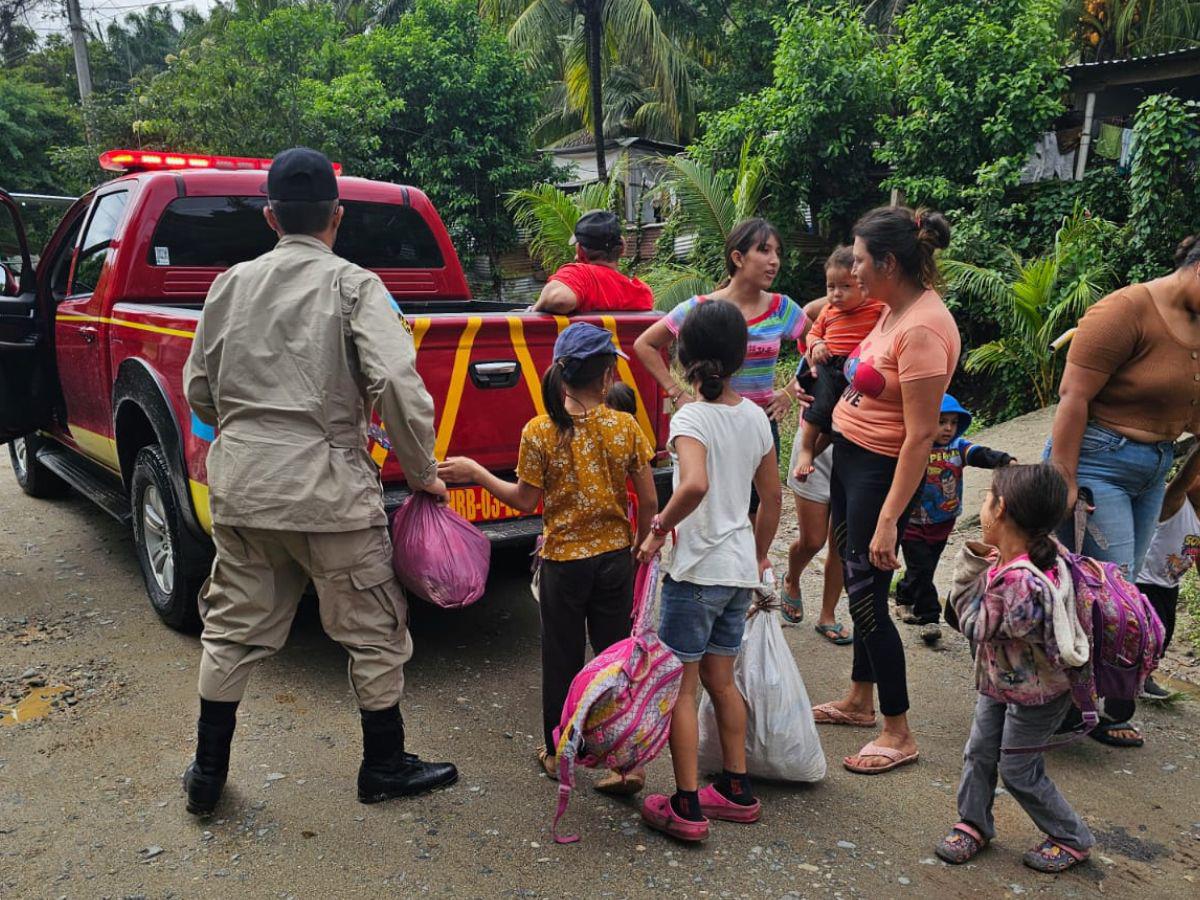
[957,692,1094,852]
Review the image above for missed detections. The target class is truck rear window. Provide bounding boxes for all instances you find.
[147,196,445,269]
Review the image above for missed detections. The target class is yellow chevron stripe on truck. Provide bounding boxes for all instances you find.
[600,315,656,444]
[433,316,482,460]
[508,316,546,416]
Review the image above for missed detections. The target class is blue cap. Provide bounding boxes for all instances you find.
[940,393,972,438]
[553,322,628,368]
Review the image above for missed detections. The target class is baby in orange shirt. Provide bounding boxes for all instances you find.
[793,247,884,480]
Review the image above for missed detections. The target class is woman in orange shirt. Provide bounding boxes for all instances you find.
[807,206,960,776]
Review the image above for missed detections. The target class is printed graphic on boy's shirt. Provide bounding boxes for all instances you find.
[1166,532,1200,580]
[840,346,885,407]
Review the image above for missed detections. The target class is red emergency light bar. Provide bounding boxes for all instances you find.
[98,149,344,176]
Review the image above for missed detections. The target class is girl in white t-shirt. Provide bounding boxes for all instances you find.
[1135,444,1200,698]
[637,299,782,843]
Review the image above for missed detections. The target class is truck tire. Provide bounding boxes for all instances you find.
[130,444,206,633]
[9,433,68,498]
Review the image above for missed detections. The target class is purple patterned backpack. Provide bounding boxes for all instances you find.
[1007,513,1166,754]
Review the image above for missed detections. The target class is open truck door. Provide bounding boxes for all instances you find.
[0,189,56,445]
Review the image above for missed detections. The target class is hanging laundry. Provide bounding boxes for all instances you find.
[1094,123,1123,160]
[1020,133,1075,184]
[1118,128,1136,173]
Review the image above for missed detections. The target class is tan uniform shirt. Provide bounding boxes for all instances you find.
[184,234,437,532]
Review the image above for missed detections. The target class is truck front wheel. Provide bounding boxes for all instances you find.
[9,434,68,498]
[131,444,206,633]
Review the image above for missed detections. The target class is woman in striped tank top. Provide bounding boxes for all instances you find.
[635,219,812,516]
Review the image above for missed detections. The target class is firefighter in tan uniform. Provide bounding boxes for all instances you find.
[181,147,457,816]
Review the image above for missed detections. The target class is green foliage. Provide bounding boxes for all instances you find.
[696,1,890,237]
[946,208,1119,409]
[878,0,1069,207]
[506,181,616,271]
[0,71,77,193]
[641,141,768,309]
[128,0,550,267]
[1126,93,1200,281]
[1060,0,1200,62]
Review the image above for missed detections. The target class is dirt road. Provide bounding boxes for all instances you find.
[2,407,1199,898]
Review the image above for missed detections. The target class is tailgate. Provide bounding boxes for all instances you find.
[373,311,668,526]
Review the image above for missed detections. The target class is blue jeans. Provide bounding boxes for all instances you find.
[1044,423,1173,576]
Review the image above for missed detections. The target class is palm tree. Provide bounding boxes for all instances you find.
[482,0,690,181]
[1060,0,1200,61]
[642,140,768,310]
[506,181,618,272]
[943,208,1118,409]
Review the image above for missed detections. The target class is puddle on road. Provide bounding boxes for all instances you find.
[0,684,72,726]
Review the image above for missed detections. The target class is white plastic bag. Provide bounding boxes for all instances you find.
[697,603,826,782]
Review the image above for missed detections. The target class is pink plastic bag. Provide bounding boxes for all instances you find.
[390,492,490,609]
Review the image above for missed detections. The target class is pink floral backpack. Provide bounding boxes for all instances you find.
[550,556,682,844]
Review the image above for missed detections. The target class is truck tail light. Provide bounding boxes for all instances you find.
[98,149,343,176]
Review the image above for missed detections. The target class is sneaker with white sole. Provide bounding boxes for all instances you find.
[1139,676,1171,700]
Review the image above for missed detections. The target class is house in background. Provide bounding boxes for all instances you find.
[1023,47,1200,184]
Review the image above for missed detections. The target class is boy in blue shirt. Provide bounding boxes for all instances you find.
[898,395,1014,641]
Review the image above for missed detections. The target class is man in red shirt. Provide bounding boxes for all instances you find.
[532,210,655,314]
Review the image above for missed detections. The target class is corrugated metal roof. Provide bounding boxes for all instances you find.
[1063,45,1200,72]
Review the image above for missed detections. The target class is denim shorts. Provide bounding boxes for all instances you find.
[658,576,753,663]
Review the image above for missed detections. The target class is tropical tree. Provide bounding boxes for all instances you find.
[506,181,618,272]
[1061,0,1200,61]
[944,208,1119,410]
[482,0,691,180]
[642,141,768,310]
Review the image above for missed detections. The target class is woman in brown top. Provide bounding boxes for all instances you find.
[1047,235,1200,747]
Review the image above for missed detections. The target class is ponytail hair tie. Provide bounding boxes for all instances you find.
[914,213,924,230]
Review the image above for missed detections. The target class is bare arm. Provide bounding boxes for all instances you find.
[637,436,706,561]
[1049,362,1109,509]
[629,463,658,551]
[1164,444,1200,521]
[633,317,689,404]
[751,447,782,573]
[531,280,579,315]
[869,375,944,570]
[437,457,542,514]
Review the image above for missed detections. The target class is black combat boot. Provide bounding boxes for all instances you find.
[183,698,238,816]
[357,705,458,803]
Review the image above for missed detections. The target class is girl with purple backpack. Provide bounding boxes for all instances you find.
[637,300,782,842]
[940,464,1093,873]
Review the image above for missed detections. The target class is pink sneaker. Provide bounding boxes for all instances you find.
[698,783,762,823]
[641,794,710,842]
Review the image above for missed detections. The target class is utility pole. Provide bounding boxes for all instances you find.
[64,0,92,101]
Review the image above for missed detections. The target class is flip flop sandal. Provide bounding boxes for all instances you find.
[812,702,877,727]
[1089,719,1144,748]
[935,823,987,864]
[843,741,920,775]
[595,768,645,796]
[1022,837,1088,873]
[781,589,804,625]
[814,622,853,645]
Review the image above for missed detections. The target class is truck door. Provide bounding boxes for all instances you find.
[55,188,130,469]
[0,190,55,445]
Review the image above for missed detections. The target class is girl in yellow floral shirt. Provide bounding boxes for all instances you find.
[439,323,657,791]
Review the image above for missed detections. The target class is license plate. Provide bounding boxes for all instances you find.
[446,485,534,523]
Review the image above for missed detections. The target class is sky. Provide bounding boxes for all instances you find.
[21,0,220,38]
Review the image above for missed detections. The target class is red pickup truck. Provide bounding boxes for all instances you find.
[0,150,671,631]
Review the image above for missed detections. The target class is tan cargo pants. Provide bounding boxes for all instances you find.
[197,524,412,711]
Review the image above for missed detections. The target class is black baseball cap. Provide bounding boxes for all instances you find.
[267,147,338,202]
[572,210,622,251]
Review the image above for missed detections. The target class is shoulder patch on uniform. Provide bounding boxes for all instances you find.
[399,314,413,335]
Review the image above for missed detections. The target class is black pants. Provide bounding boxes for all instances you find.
[539,547,634,749]
[802,357,849,433]
[897,538,947,624]
[1099,582,1180,725]
[831,437,917,717]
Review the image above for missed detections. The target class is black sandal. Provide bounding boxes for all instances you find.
[1089,718,1144,748]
